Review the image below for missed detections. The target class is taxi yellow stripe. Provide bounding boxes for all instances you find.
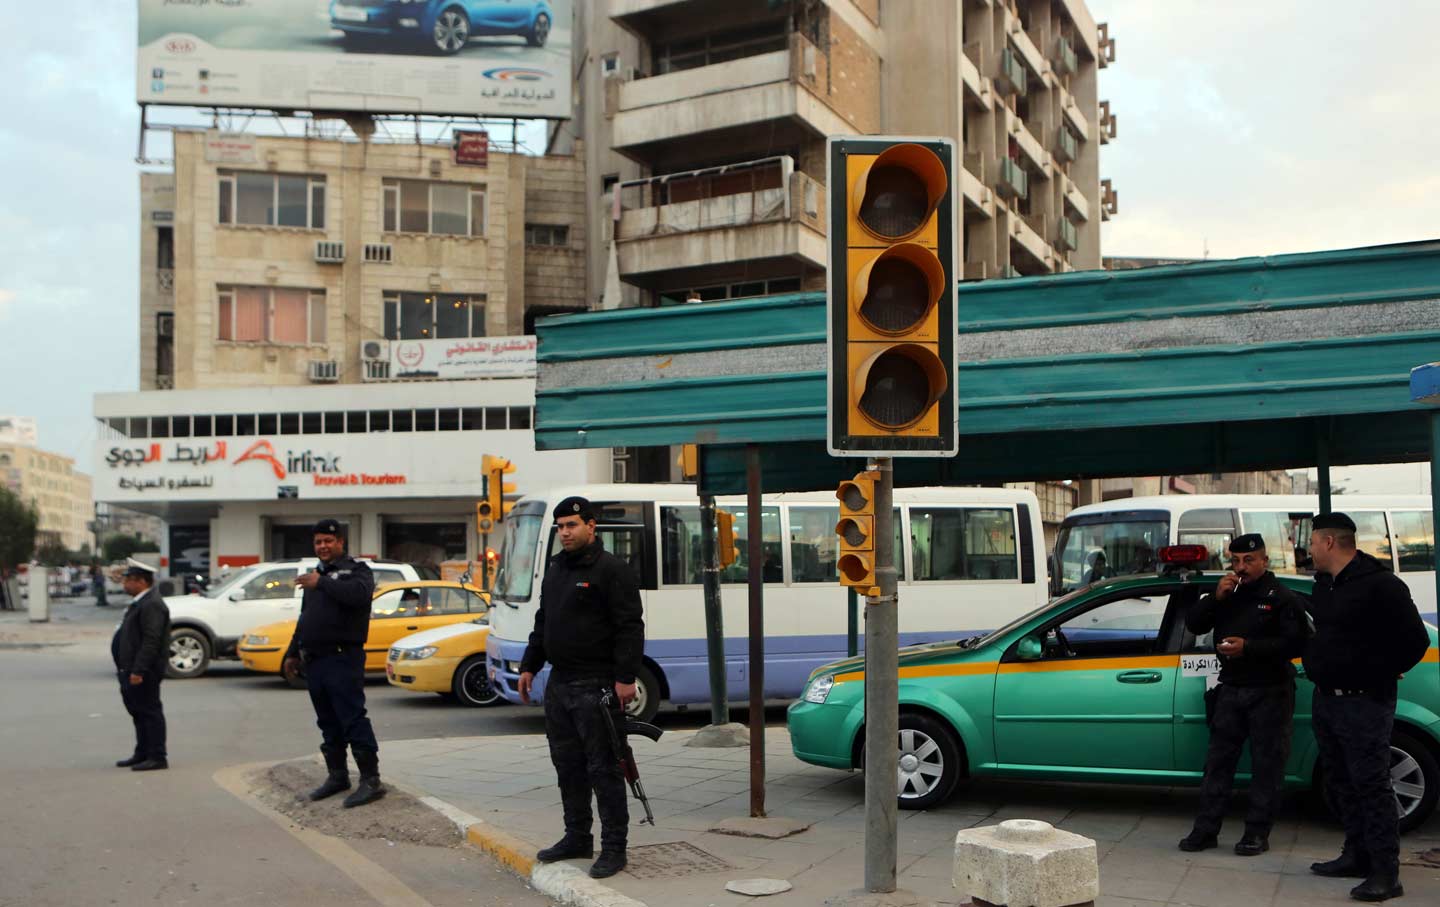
[1420,648,1439,664]
[997,655,1180,674]
[834,662,995,684]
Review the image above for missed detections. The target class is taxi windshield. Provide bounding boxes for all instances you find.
[1053,511,1169,594]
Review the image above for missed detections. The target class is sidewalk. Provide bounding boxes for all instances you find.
[385,727,1440,907]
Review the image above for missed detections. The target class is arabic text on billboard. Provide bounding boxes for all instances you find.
[390,335,536,380]
[137,0,572,120]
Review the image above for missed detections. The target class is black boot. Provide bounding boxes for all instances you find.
[536,833,594,863]
[1177,829,1218,852]
[308,747,351,801]
[589,850,626,879]
[116,754,144,768]
[1350,872,1403,902]
[342,748,385,808]
[1312,849,1371,878]
[1233,832,1269,856]
[131,758,168,771]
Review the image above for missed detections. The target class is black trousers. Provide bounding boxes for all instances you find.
[119,672,167,760]
[304,647,378,756]
[1193,682,1294,836]
[1312,689,1400,874]
[544,677,629,851]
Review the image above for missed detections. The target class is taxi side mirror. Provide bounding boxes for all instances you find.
[229,591,244,602]
[1016,635,1044,661]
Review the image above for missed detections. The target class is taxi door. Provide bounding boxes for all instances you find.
[366,585,483,671]
[994,584,1186,773]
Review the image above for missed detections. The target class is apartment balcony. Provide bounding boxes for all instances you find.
[996,157,1029,201]
[1055,36,1078,77]
[1058,84,1091,141]
[1006,111,1050,177]
[613,156,826,288]
[1056,218,1079,253]
[157,269,174,295]
[960,152,994,217]
[1060,173,1090,223]
[961,43,990,109]
[610,33,852,164]
[1011,213,1056,271]
[1055,126,1078,164]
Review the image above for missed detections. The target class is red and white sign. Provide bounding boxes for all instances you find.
[453,131,489,167]
[203,130,258,164]
[390,335,536,380]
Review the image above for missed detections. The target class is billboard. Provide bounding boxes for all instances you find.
[138,0,572,119]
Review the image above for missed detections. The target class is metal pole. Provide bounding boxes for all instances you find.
[481,531,490,590]
[864,457,897,893]
[746,444,766,818]
[1431,412,1440,614]
[847,587,858,658]
[1317,432,1332,514]
[700,494,729,726]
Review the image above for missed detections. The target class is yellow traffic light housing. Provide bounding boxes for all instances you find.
[481,455,516,533]
[835,471,879,593]
[827,137,958,456]
[476,500,495,535]
[678,444,699,481]
[716,508,739,569]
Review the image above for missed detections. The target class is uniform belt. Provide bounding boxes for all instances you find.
[1321,687,1371,697]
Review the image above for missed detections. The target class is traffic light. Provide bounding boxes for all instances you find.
[715,508,738,568]
[480,455,516,533]
[678,444,699,481]
[826,136,957,457]
[835,470,879,593]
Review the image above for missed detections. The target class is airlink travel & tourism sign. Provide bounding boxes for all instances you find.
[137,0,572,119]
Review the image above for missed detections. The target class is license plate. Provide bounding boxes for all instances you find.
[335,8,368,23]
[386,664,395,679]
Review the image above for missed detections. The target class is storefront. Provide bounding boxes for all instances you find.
[94,379,609,582]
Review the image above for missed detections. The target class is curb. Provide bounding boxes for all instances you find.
[414,793,649,907]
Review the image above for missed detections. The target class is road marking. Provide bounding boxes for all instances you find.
[214,762,434,907]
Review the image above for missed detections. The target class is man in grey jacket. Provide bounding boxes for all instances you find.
[112,560,171,771]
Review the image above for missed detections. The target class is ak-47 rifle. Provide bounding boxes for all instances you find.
[599,688,662,825]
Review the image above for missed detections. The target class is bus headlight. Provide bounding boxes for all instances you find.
[803,674,834,704]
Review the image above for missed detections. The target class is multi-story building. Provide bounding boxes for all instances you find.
[106,131,607,581]
[0,441,93,553]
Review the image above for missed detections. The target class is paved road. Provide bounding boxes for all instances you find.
[0,595,561,907]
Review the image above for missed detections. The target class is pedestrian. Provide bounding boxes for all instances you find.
[113,559,170,771]
[281,519,384,808]
[1304,513,1430,901]
[517,496,645,879]
[93,563,109,607]
[1178,534,1309,856]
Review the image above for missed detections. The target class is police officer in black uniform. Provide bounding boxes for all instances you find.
[1179,534,1309,856]
[517,496,645,880]
[1305,513,1429,902]
[112,560,171,771]
[281,519,384,808]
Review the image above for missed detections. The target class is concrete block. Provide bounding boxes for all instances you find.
[685,723,751,748]
[952,819,1098,907]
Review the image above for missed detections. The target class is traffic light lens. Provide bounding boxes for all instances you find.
[857,165,929,239]
[837,517,869,547]
[838,484,868,512]
[838,554,872,585]
[860,256,930,333]
[859,351,932,428]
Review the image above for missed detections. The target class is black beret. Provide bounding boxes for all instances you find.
[312,518,344,537]
[553,496,596,522]
[1229,533,1266,554]
[1313,512,1357,533]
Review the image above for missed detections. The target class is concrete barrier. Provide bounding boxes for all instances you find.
[952,818,1098,907]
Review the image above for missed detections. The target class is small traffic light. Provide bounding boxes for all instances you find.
[476,499,495,535]
[827,136,957,457]
[835,471,879,593]
[677,444,699,481]
[482,454,516,531]
[716,508,738,568]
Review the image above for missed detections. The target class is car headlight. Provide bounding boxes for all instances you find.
[245,634,269,645]
[803,674,834,704]
[399,646,439,660]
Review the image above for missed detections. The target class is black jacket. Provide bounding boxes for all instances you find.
[1186,571,1310,687]
[112,586,171,677]
[1302,551,1430,697]
[520,539,645,684]
[285,556,376,656]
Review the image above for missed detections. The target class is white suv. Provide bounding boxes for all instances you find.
[164,559,433,678]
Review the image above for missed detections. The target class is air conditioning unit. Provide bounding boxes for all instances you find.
[361,339,389,361]
[315,241,345,263]
[156,313,175,338]
[308,360,340,382]
[363,243,394,264]
[360,340,390,382]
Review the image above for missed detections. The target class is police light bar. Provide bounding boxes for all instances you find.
[1157,545,1209,567]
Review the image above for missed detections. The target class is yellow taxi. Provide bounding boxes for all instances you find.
[237,580,489,688]
[386,618,499,707]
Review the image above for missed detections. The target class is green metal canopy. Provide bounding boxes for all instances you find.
[536,241,1440,495]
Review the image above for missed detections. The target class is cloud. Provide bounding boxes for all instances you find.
[0,289,14,318]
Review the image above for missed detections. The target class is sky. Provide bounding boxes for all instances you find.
[0,1,1436,491]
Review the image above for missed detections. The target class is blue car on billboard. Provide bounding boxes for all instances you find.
[331,0,553,55]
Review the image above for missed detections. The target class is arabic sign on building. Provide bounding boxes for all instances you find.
[137,0,573,120]
[203,130,258,164]
[453,131,489,167]
[390,336,537,380]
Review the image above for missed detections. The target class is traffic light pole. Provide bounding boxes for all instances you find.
[699,494,729,726]
[863,456,898,893]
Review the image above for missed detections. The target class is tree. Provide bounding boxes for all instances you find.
[0,486,38,571]
[34,541,71,567]
[101,533,160,564]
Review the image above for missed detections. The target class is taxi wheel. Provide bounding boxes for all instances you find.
[165,629,211,679]
[1314,729,1439,834]
[281,658,308,690]
[896,713,961,810]
[453,655,503,708]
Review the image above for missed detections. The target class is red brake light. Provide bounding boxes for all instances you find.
[1157,545,1208,567]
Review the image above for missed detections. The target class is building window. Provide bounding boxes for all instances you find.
[653,21,789,75]
[218,286,326,344]
[383,292,486,340]
[218,171,325,229]
[660,276,801,306]
[601,52,620,74]
[525,224,570,247]
[382,179,486,236]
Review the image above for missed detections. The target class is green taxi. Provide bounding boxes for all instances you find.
[788,551,1440,831]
